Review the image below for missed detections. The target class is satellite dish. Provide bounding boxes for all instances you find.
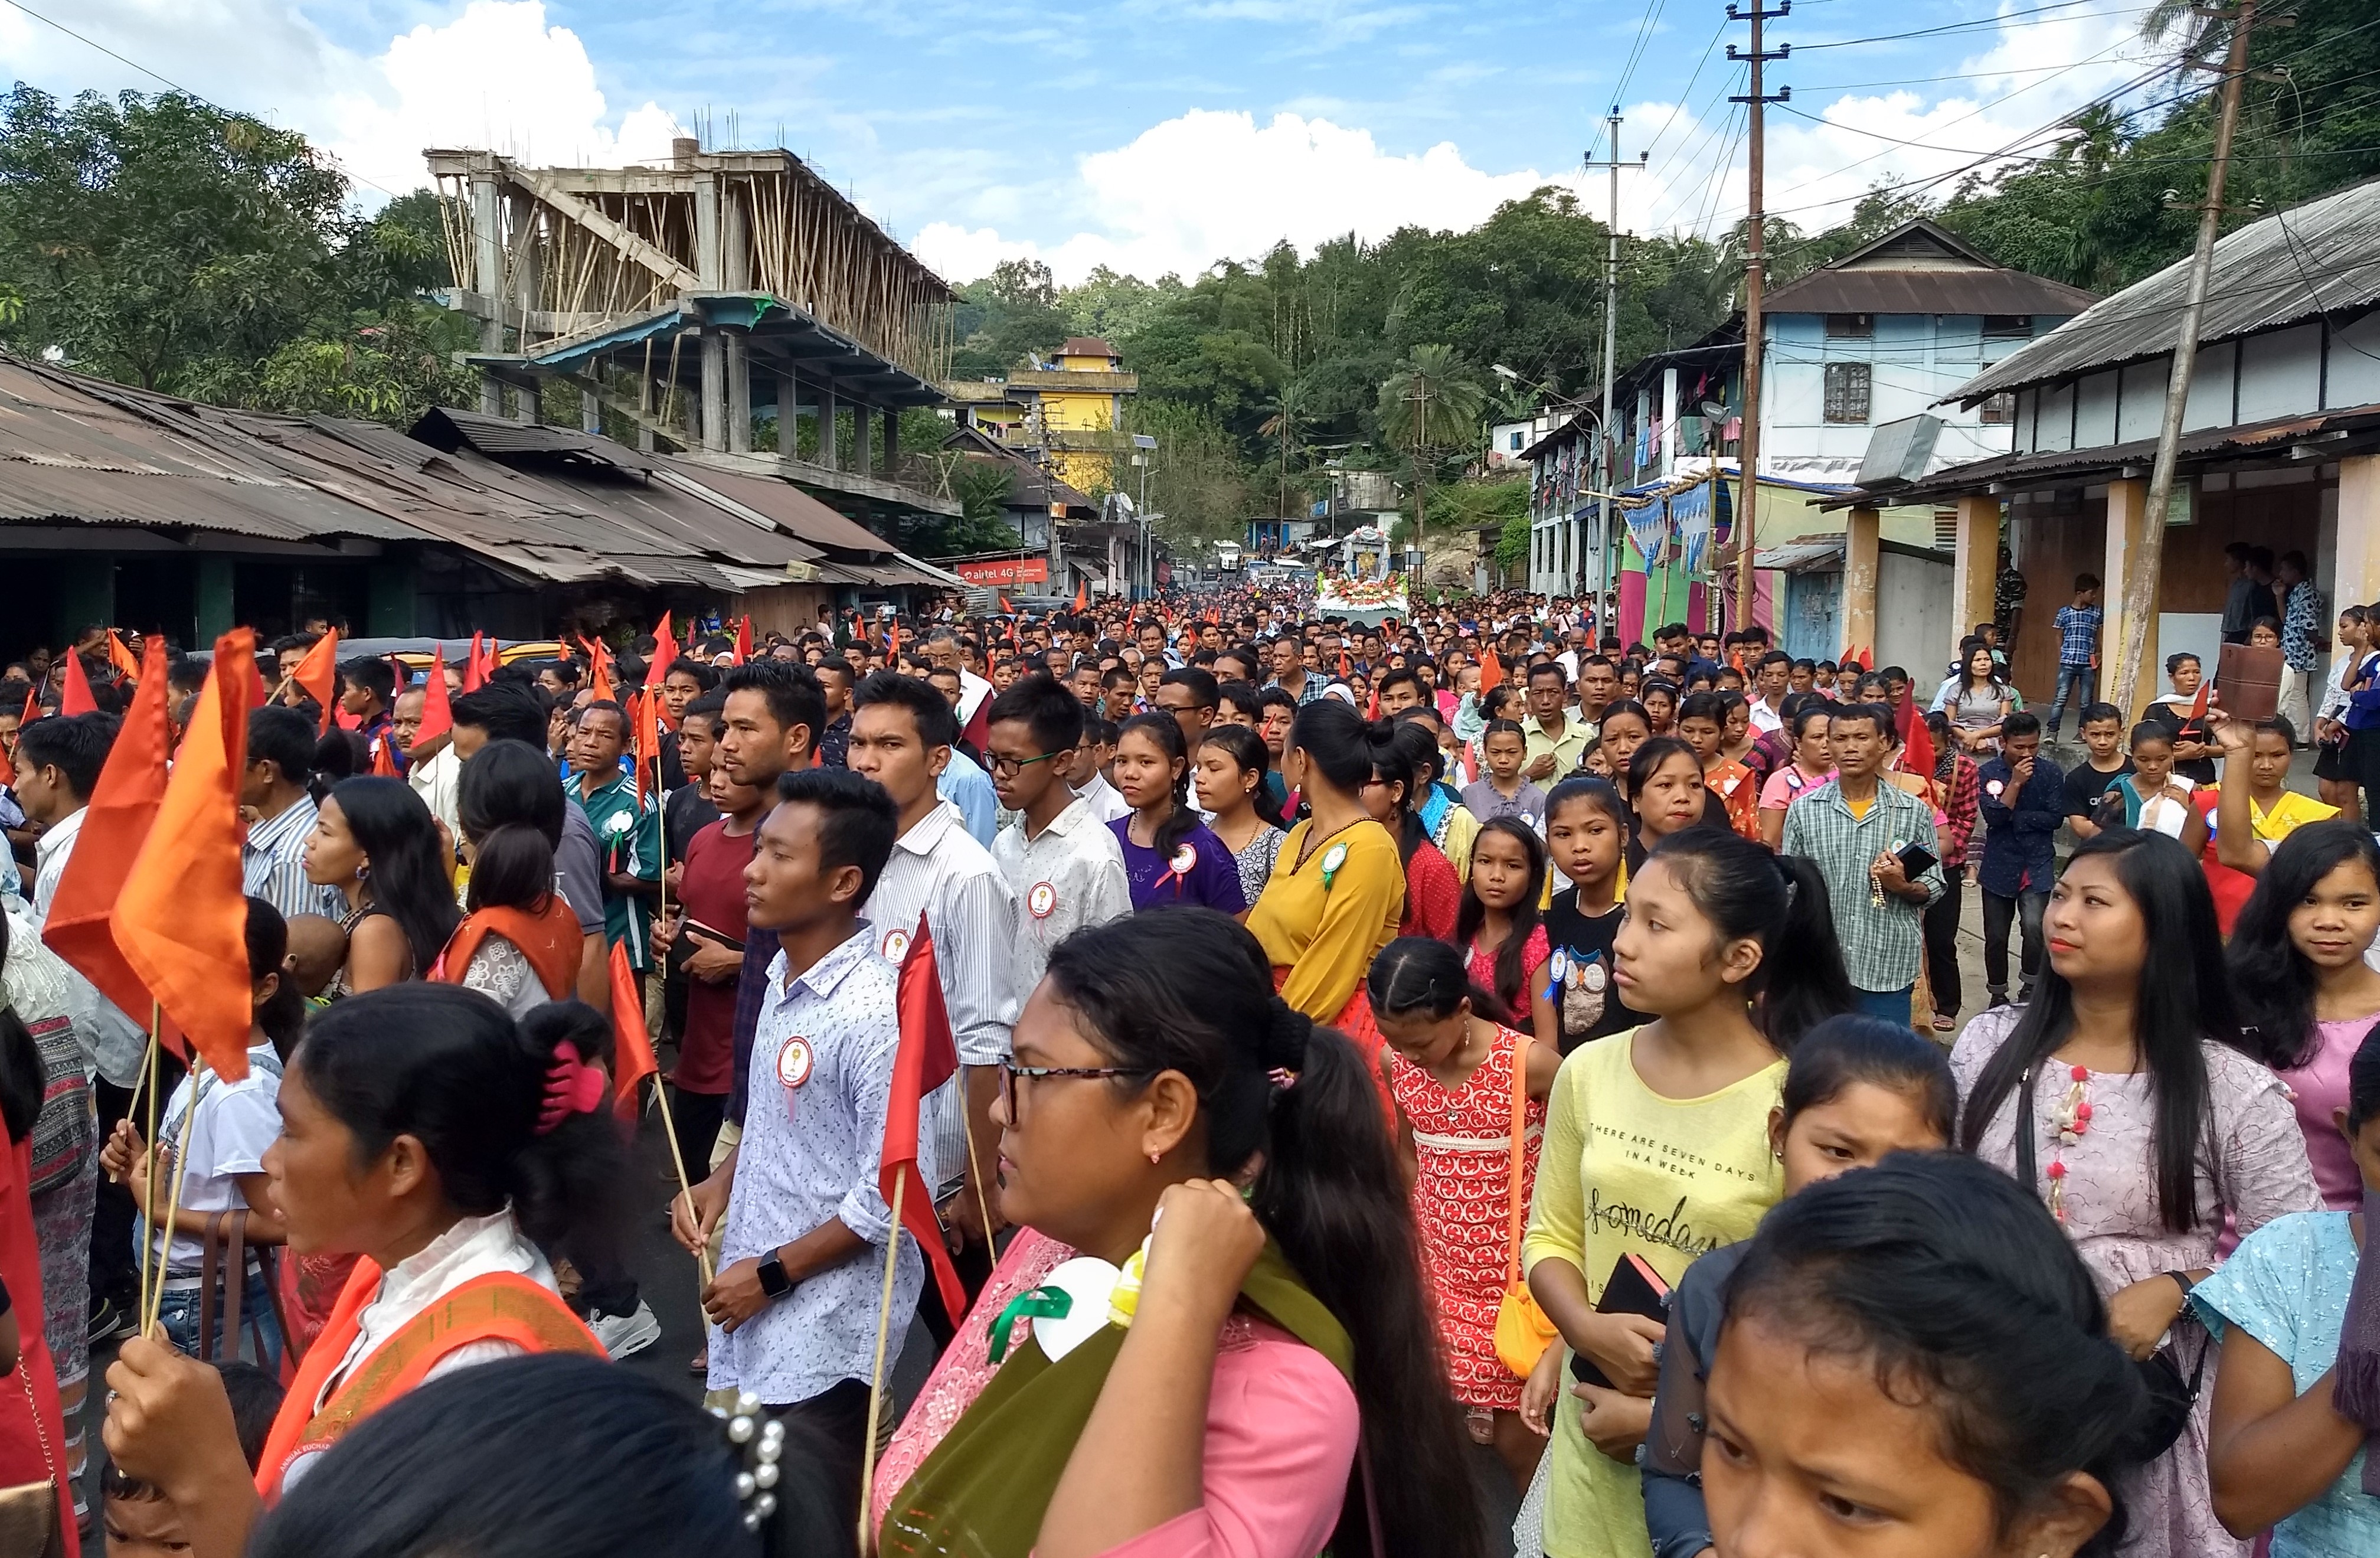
[1700,401,1728,422]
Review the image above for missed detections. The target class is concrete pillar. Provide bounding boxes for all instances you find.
[776,370,799,456]
[881,407,900,478]
[699,330,727,453]
[725,338,751,453]
[1949,494,2002,664]
[818,385,839,468]
[471,171,505,418]
[2103,478,2163,714]
[1660,368,1678,479]
[581,382,603,436]
[513,200,541,424]
[851,403,872,476]
[722,192,750,453]
[2334,455,2380,611]
[1843,505,1880,662]
[194,557,236,641]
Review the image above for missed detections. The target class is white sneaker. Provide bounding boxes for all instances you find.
[588,1299,662,1360]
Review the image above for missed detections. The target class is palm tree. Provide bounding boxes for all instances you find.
[1258,384,1311,523]
[1377,344,1485,541]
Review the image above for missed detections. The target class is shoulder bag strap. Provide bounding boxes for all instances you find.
[222,1210,249,1361]
[1506,1027,1529,1287]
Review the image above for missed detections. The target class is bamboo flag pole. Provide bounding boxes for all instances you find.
[855,1173,905,1558]
[141,1061,209,1340]
[646,710,708,1284]
[132,1006,162,1328]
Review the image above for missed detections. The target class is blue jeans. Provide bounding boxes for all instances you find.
[1851,985,1915,1028]
[154,1265,284,1374]
[2044,664,2094,735]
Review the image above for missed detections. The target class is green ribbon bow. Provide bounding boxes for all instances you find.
[986,1285,1073,1363]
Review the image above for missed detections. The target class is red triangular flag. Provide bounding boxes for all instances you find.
[1895,691,1937,779]
[733,616,752,667]
[0,731,12,789]
[609,939,658,1119]
[645,613,678,692]
[632,693,663,807]
[590,653,616,707]
[105,630,140,680]
[110,630,254,1081]
[1073,576,1088,612]
[17,685,34,728]
[2189,677,2210,721]
[44,637,178,1054]
[460,632,488,694]
[961,690,990,755]
[369,733,398,777]
[887,914,967,1321]
[59,651,97,717]
[289,630,339,731]
[414,645,452,747]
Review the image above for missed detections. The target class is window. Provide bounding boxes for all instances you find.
[1825,313,1874,338]
[1979,391,2015,425]
[1983,314,2033,339]
[1823,362,1873,424]
[1509,431,1524,450]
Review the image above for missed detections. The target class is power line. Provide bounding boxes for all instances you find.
[1793,0,2162,52]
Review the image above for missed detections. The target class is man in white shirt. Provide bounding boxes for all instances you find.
[845,671,1017,1324]
[985,675,1131,991]
[1748,650,1792,736]
[926,628,993,731]
[681,765,918,1521]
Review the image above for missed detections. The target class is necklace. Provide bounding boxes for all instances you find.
[2042,1063,2094,1223]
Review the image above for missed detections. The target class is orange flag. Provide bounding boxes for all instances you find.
[589,653,616,707]
[460,632,489,693]
[290,630,339,730]
[643,614,678,693]
[0,735,12,789]
[1073,576,1088,611]
[369,731,399,776]
[59,651,97,716]
[414,645,453,747]
[44,638,174,1040]
[632,695,663,807]
[16,685,33,729]
[733,616,751,666]
[112,631,257,1079]
[105,630,140,680]
[609,940,657,1120]
[1477,649,1504,696]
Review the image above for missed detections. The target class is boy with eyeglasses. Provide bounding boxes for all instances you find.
[986,674,1132,991]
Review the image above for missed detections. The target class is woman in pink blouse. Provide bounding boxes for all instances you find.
[872,910,1480,1558]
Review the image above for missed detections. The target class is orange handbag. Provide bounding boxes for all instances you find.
[1491,1032,1557,1376]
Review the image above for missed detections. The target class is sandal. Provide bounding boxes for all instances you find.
[690,1348,708,1375]
[1930,1014,1956,1033]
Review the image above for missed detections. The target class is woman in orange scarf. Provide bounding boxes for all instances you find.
[98,986,626,1558]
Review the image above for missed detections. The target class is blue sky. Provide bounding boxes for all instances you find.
[0,0,2166,280]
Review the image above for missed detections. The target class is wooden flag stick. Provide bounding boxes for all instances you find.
[141,1060,209,1339]
[652,1074,712,1287]
[132,1005,163,1328]
[855,1172,905,1558]
[960,1093,996,1256]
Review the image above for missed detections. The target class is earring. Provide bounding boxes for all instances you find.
[1149,1151,1162,1165]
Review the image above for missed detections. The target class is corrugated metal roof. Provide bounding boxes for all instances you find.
[1763,267,2100,318]
[657,460,891,556]
[1954,176,2380,401]
[411,406,657,468]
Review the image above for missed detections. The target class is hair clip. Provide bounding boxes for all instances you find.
[711,1389,787,1530]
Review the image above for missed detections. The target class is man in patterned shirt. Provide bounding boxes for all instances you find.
[2276,550,2323,744]
[2042,574,2103,741]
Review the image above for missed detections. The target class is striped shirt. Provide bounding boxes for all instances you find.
[859,799,1020,1194]
[1779,779,1944,995]
[241,795,344,922]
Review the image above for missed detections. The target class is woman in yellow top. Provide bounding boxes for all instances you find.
[1248,699,1406,1057]
[1520,828,1855,1558]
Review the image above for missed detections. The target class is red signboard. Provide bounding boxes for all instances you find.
[954,558,1049,586]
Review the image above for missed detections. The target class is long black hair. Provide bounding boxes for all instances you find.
[1369,720,1438,866]
[2226,818,2380,1070]
[1724,1152,2145,1554]
[1957,829,2240,1232]
[251,1354,794,1558]
[1643,828,1855,1050]
[1453,816,1548,1017]
[295,985,629,1266]
[1043,910,1482,1558]
[328,776,462,977]
[1199,724,1286,828]
[1781,1014,1956,1141]
[1116,712,1201,861]
[1366,933,1511,1027]
[1287,697,1375,797]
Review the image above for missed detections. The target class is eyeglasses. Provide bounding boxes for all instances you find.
[998,1060,1155,1122]
[986,750,1061,779]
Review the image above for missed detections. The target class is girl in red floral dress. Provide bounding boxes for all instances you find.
[1368,935,1559,1494]
[1457,816,1558,1052]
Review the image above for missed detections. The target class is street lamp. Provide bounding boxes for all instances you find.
[1131,433,1158,600]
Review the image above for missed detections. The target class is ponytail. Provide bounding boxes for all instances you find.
[1644,829,1855,1049]
[243,895,306,1060]
[1044,911,1483,1558]
[1119,713,1201,861]
[1368,935,1509,1027]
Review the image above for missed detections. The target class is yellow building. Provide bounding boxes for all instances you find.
[941,337,1138,496]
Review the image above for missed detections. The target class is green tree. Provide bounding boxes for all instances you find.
[1377,344,1485,540]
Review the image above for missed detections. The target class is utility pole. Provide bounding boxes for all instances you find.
[1730,2,1790,634]
[2109,0,2257,708]
[1585,111,1649,626]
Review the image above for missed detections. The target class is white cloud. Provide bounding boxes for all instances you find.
[913,109,1579,284]
[0,0,682,204]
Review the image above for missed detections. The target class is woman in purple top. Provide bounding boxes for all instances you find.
[1108,713,1250,916]
[2227,818,2380,1210]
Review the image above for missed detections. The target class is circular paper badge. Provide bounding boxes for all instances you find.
[775,1034,814,1089]
[881,927,911,965]
[1319,842,1350,878]
[1170,844,1199,876]
[1028,880,1058,919]
[1581,961,1609,994]
[1986,779,2005,798]
[1547,949,1570,985]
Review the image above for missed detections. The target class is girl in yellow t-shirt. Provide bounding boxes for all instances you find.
[1519,828,1856,1558]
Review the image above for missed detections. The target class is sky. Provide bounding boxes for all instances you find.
[0,0,2173,285]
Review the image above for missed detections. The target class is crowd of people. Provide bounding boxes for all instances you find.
[0,572,2372,1558]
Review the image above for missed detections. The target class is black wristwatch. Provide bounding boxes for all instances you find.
[756,1251,792,1299]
